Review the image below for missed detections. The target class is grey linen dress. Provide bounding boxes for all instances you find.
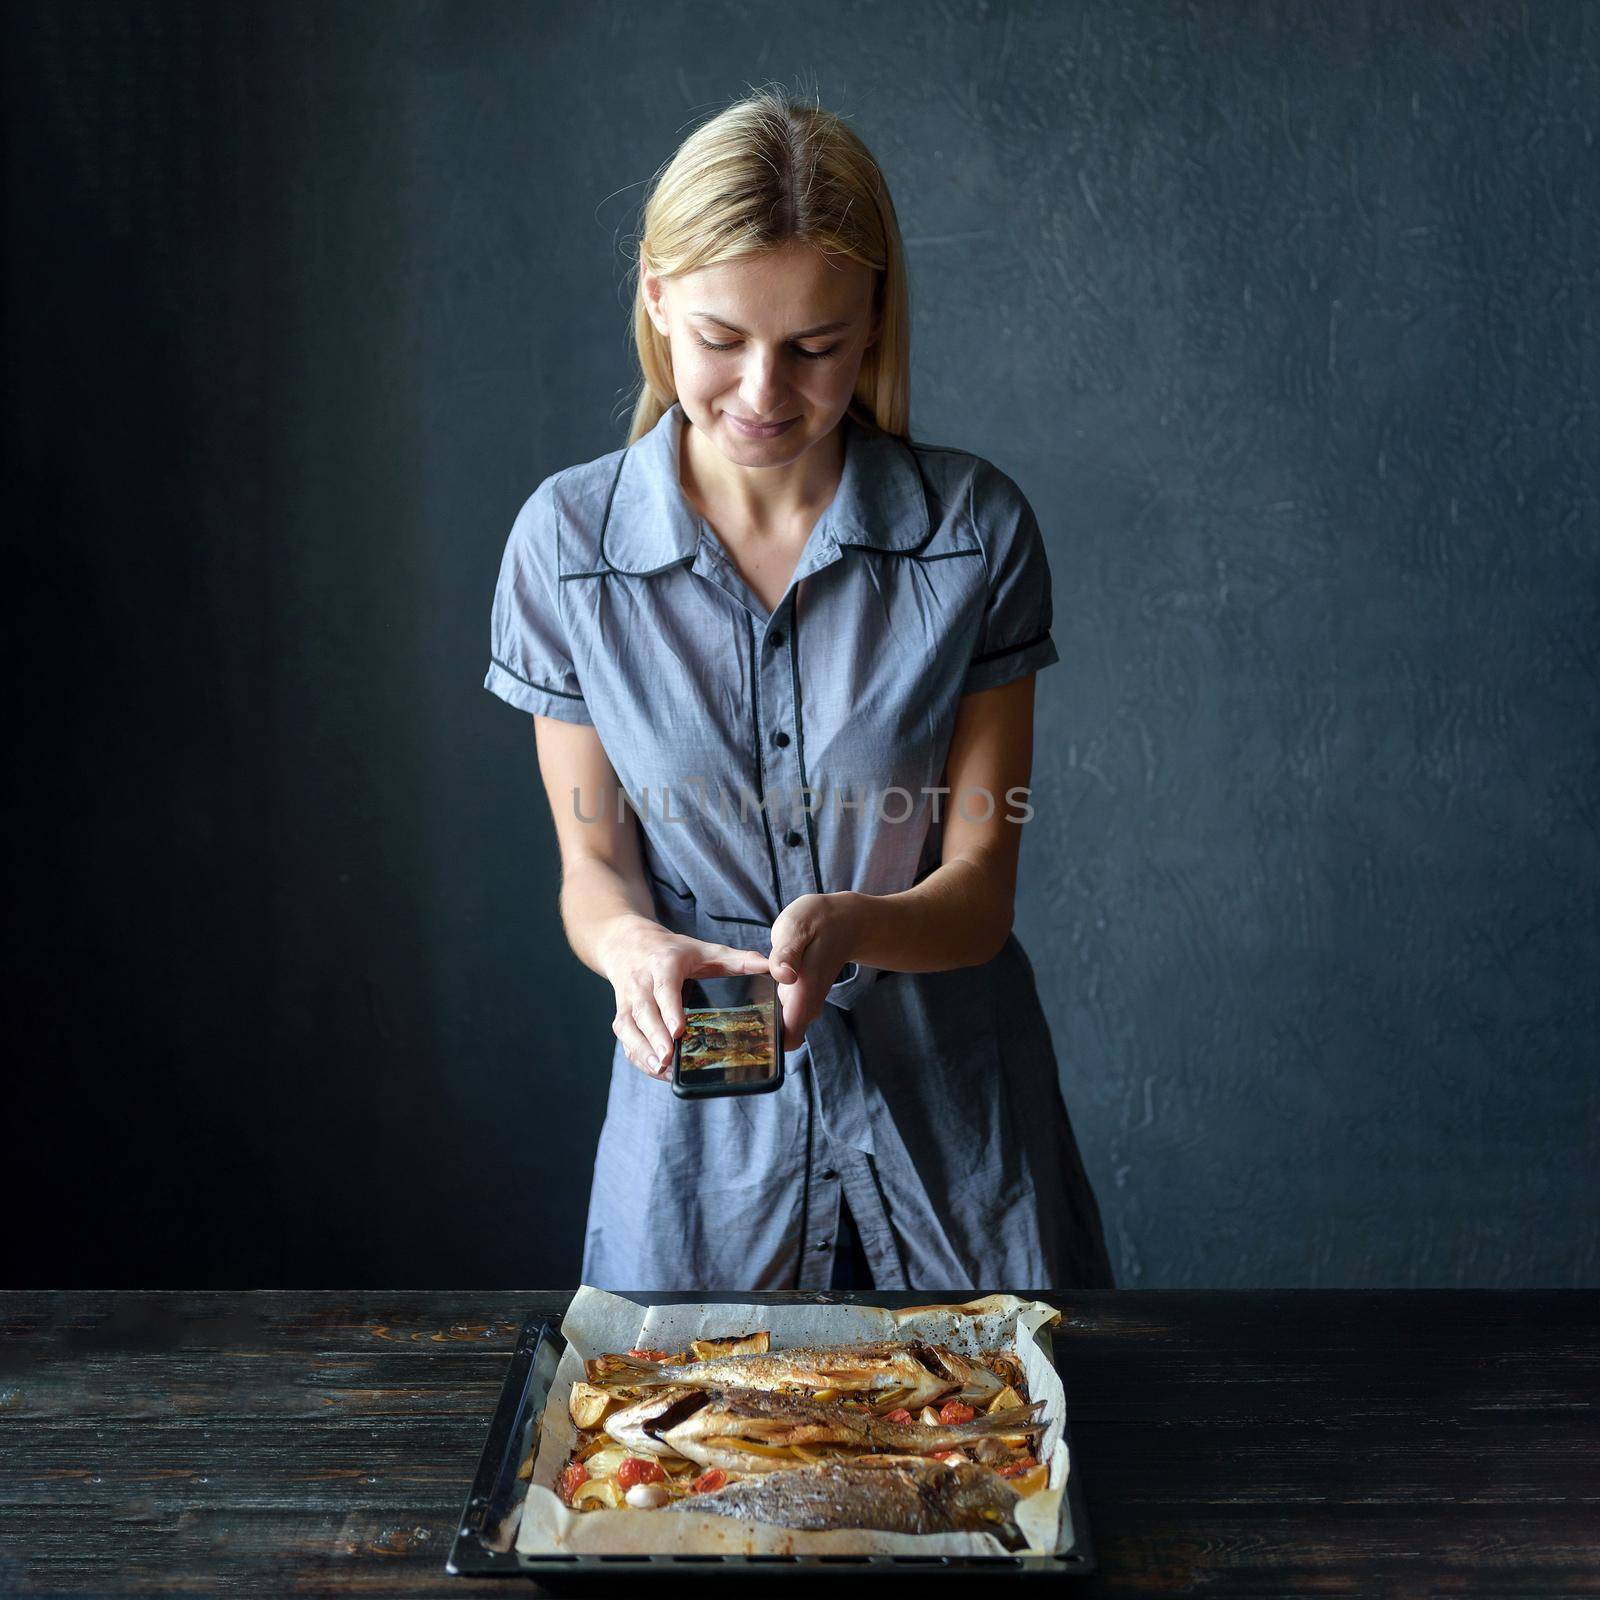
[485,399,1115,1292]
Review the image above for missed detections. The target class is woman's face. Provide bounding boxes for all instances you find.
[642,239,881,466]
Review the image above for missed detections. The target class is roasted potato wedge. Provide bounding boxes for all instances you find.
[568,1381,613,1429]
[986,1384,1032,1445]
[985,1353,1027,1392]
[688,1330,771,1360]
[573,1476,624,1509]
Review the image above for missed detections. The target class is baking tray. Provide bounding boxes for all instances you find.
[446,1297,1096,1585]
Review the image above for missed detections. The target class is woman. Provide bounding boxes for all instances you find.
[485,87,1115,1293]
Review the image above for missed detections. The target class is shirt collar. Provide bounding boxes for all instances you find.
[600,399,932,574]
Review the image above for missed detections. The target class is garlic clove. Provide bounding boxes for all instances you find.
[624,1481,671,1509]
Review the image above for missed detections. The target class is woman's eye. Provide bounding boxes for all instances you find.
[692,332,839,362]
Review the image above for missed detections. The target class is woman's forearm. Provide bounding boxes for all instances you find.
[559,850,1010,985]
[559,855,660,979]
[840,854,1012,974]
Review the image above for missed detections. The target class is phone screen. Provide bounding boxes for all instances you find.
[671,972,784,1098]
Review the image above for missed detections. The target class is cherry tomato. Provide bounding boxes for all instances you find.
[998,1454,1039,1478]
[883,1407,914,1424]
[616,1456,665,1491]
[691,1467,728,1494]
[627,1347,670,1361]
[938,1399,976,1425]
[557,1461,588,1504]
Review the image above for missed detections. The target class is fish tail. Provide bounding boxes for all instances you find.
[602,1352,671,1383]
[949,1399,1047,1440]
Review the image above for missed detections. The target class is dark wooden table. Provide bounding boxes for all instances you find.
[2,1290,1596,1595]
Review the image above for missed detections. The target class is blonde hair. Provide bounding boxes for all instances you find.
[624,84,911,445]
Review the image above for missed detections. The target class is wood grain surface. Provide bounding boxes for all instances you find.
[1,1290,1596,1595]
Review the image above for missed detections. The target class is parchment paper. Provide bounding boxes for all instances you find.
[510,1286,1071,1559]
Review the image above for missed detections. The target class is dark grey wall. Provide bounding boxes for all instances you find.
[4,2,1594,1288]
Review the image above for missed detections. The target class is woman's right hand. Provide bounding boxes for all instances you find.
[601,919,774,1081]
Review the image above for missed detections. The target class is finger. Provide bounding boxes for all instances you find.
[703,945,777,977]
[629,998,676,1073]
[612,1012,653,1076]
[780,995,813,1048]
[774,974,811,1040]
[611,1017,662,1081]
[614,1010,669,1080]
[653,975,687,1042]
[768,935,806,984]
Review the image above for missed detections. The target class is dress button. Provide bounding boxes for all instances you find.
[820,1168,838,1181]
[811,1239,832,1252]
[770,629,786,647]
[773,729,790,747]
[784,829,803,847]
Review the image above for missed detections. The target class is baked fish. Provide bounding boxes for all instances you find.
[589,1339,1004,1411]
[666,1454,1027,1549]
[601,1385,709,1455]
[659,1388,1045,1473]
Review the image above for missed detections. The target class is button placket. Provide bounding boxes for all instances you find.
[796,1168,842,1290]
[760,600,813,894]
[832,1148,907,1290]
[759,590,868,1286]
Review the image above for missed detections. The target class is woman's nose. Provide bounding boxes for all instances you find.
[737,352,790,413]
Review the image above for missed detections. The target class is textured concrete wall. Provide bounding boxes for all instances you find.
[5,1,1594,1286]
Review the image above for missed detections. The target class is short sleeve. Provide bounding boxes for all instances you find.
[483,473,596,726]
[960,461,1062,696]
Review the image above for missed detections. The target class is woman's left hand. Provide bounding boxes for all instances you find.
[768,892,860,1047]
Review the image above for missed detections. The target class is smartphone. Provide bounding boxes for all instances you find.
[670,971,785,1099]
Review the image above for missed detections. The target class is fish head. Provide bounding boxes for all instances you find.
[658,1388,859,1471]
[916,1344,1007,1400]
[602,1385,709,1451]
[849,1456,1025,1551]
[945,1460,1026,1548]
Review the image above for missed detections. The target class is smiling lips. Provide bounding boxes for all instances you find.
[727,413,799,436]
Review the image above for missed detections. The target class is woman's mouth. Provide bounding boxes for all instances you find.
[726,413,800,439]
